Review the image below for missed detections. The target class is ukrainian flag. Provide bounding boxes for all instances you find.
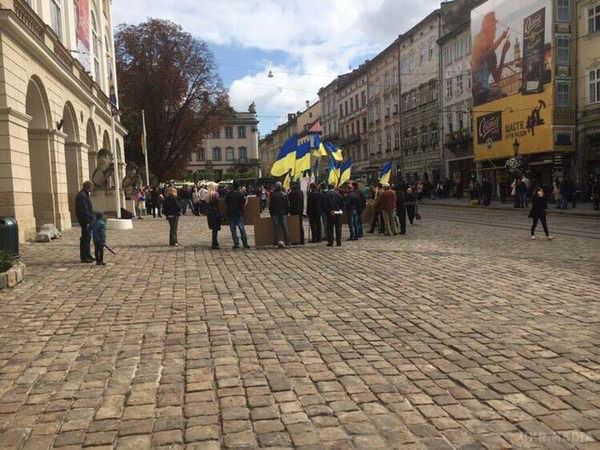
[325,141,343,162]
[271,135,298,177]
[294,141,311,179]
[313,134,327,157]
[339,158,352,185]
[379,161,392,185]
[327,157,341,186]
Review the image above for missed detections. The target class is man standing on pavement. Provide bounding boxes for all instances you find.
[345,185,361,241]
[269,181,290,247]
[307,183,322,243]
[75,180,95,263]
[323,183,343,246]
[377,184,398,236]
[225,181,250,249]
[288,182,305,245]
[395,184,407,235]
[353,182,366,238]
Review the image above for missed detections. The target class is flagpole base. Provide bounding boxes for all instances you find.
[107,218,133,231]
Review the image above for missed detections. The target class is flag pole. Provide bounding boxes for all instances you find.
[141,109,150,187]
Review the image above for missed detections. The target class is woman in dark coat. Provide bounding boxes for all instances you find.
[529,187,553,240]
[162,187,182,246]
[406,187,417,225]
[206,192,222,249]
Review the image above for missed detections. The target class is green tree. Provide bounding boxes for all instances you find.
[115,19,230,180]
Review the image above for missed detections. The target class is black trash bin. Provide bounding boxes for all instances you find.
[0,217,19,258]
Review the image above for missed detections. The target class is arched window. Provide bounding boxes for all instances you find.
[225,147,234,161]
[212,147,221,161]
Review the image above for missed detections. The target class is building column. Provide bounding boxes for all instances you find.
[48,129,72,231]
[65,142,89,222]
[0,107,35,241]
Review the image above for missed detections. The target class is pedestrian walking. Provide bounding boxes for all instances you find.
[344,185,361,240]
[307,183,322,243]
[529,187,553,240]
[225,181,250,249]
[91,211,107,265]
[353,182,366,238]
[288,182,305,245]
[152,187,164,218]
[269,182,290,247]
[162,187,181,246]
[406,187,417,225]
[75,180,95,263]
[206,191,222,249]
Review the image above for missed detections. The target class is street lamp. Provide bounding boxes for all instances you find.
[513,139,520,156]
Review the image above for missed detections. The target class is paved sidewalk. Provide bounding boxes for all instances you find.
[419,198,600,218]
[0,211,598,449]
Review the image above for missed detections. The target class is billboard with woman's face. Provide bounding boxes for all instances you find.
[471,0,553,160]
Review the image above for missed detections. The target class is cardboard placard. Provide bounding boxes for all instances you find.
[254,215,302,247]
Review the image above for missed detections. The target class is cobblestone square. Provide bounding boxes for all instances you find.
[0,206,599,449]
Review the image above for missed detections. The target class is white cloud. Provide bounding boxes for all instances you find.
[113,0,440,133]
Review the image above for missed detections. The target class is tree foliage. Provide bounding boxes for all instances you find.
[115,19,230,181]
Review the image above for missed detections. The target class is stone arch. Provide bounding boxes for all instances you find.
[26,76,56,229]
[63,102,82,221]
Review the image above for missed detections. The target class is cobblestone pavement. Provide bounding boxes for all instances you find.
[1,206,599,449]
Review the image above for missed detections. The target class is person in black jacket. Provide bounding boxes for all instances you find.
[206,192,222,249]
[395,185,407,235]
[344,186,361,240]
[406,187,417,225]
[288,183,305,245]
[306,183,322,243]
[162,187,182,246]
[269,182,290,246]
[323,184,343,246]
[225,181,250,249]
[75,180,95,262]
[352,182,366,238]
[529,188,553,240]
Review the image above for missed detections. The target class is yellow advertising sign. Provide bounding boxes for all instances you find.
[471,0,553,161]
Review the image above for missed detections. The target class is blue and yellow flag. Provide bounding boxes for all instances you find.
[271,135,298,177]
[313,134,327,157]
[339,158,352,186]
[327,157,340,186]
[379,161,392,185]
[324,141,343,162]
[294,141,311,179]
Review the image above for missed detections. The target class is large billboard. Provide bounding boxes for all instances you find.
[471,0,553,161]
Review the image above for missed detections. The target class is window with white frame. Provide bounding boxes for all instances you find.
[212,147,222,161]
[557,0,570,21]
[446,78,453,98]
[589,4,600,33]
[556,81,570,106]
[238,126,246,139]
[226,147,234,161]
[456,74,464,95]
[556,35,570,64]
[197,148,205,161]
[50,0,63,40]
[92,10,101,84]
[225,126,233,139]
[589,68,600,104]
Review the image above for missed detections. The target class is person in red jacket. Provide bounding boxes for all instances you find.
[377,184,398,236]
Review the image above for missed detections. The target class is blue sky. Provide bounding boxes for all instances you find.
[113,0,440,135]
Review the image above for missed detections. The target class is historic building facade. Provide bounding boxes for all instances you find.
[439,20,474,194]
[186,104,259,181]
[399,11,442,184]
[337,65,368,174]
[367,40,401,178]
[577,0,600,180]
[0,0,127,240]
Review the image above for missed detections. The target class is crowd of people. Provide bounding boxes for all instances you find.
[72,171,597,263]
